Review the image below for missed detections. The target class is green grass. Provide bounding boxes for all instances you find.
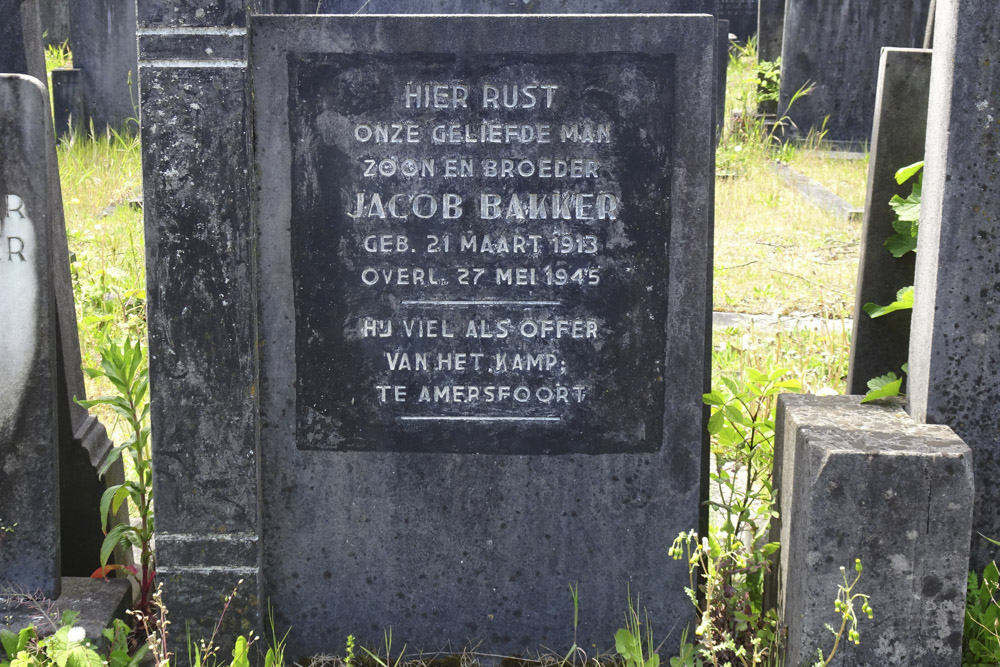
[785,149,869,208]
[57,125,145,439]
[713,43,864,320]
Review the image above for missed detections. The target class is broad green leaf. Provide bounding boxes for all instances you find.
[100,523,137,567]
[702,391,725,406]
[861,373,903,403]
[894,160,924,185]
[862,286,914,319]
[885,234,917,258]
[889,182,922,221]
[707,410,725,434]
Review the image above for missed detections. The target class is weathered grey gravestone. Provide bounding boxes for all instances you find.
[0,74,60,599]
[778,0,931,143]
[908,0,1000,570]
[769,395,972,665]
[39,0,70,45]
[717,0,754,40]
[756,0,784,63]
[1,0,123,579]
[68,0,139,130]
[140,8,714,654]
[0,72,130,649]
[847,48,931,395]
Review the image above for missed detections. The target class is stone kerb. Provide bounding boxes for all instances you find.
[768,394,973,665]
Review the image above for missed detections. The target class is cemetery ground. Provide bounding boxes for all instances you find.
[30,40,887,667]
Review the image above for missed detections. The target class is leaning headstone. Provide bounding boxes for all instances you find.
[1,0,125,578]
[140,8,714,654]
[68,0,139,130]
[908,0,1000,570]
[0,74,60,600]
[768,394,972,665]
[0,72,131,646]
[778,0,931,143]
[847,48,931,396]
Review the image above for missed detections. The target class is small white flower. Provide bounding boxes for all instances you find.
[68,627,87,644]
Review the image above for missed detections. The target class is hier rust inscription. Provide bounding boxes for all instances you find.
[287,53,675,454]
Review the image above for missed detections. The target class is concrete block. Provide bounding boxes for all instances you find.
[768,394,972,666]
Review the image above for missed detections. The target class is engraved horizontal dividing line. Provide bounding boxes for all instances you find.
[137,27,247,36]
[156,532,258,543]
[139,59,247,68]
[401,300,562,306]
[399,416,561,422]
[158,566,259,575]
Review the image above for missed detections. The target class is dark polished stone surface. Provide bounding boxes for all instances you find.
[253,13,713,655]
[287,52,674,455]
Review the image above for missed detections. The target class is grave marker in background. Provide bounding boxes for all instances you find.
[69,0,138,130]
[0,73,131,644]
[847,47,931,395]
[778,0,931,143]
[908,0,1000,569]
[756,0,784,63]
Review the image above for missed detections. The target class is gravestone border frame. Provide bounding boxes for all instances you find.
[139,7,715,648]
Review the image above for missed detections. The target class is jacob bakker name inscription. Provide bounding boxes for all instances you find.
[287,53,675,454]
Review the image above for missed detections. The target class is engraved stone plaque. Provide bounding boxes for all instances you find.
[288,53,674,454]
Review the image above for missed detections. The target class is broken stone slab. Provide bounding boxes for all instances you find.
[0,578,132,654]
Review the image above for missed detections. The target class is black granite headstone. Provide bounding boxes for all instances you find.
[0,73,60,598]
[253,13,713,654]
[138,2,714,650]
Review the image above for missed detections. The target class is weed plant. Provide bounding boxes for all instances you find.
[712,313,851,395]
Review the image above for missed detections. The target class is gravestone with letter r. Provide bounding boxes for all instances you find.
[139,8,714,654]
[0,73,60,599]
[0,72,131,647]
